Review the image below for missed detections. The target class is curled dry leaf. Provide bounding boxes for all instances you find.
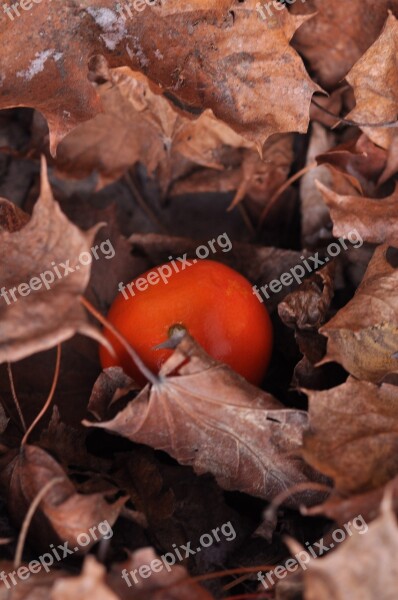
[0,198,30,233]
[0,561,69,599]
[108,548,215,600]
[0,444,125,553]
[319,245,398,382]
[0,0,319,151]
[291,0,398,88]
[278,264,334,371]
[298,498,398,600]
[171,134,294,212]
[52,556,118,600]
[84,335,323,508]
[55,67,255,193]
[53,551,214,600]
[305,475,398,527]
[0,159,108,365]
[88,366,138,421]
[345,13,398,149]
[317,181,398,247]
[316,134,387,195]
[303,378,398,495]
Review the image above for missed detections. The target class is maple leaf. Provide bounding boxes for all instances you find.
[303,378,398,495]
[294,497,398,599]
[0,159,109,364]
[0,0,319,152]
[84,334,324,507]
[52,67,255,193]
[345,12,398,149]
[317,180,398,247]
[0,444,125,552]
[291,0,398,87]
[319,245,398,382]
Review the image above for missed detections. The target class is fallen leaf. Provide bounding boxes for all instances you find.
[52,556,119,600]
[317,181,398,247]
[303,378,398,494]
[291,0,398,88]
[319,245,398,382]
[53,67,255,193]
[299,496,398,600]
[0,444,125,553]
[85,334,323,507]
[0,0,319,151]
[0,159,108,364]
[345,12,398,149]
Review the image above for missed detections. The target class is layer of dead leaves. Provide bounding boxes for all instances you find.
[2,1,398,599]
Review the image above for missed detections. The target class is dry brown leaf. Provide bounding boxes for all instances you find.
[0,561,69,600]
[0,159,108,364]
[88,367,138,421]
[299,497,398,600]
[303,378,398,495]
[169,134,294,213]
[317,181,398,247]
[108,548,215,600]
[52,551,214,600]
[52,556,119,600]
[0,199,30,233]
[291,0,398,88]
[52,67,255,193]
[305,475,398,526]
[84,334,323,507]
[0,444,125,553]
[319,245,398,382]
[316,135,387,195]
[345,12,398,149]
[0,1,319,151]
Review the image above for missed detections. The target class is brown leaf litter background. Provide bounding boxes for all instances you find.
[1,0,398,598]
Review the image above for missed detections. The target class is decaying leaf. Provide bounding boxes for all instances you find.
[291,0,398,88]
[53,67,255,193]
[0,444,125,552]
[320,245,398,382]
[85,334,323,507]
[345,12,398,149]
[303,378,398,495]
[317,181,398,247]
[0,0,319,152]
[0,159,108,365]
[299,497,398,600]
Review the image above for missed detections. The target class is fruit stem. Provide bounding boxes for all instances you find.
[80,296,160,386]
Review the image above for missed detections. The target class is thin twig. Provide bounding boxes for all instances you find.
[312,98,398,129]
[238,202,256,238]
[124,172,168,234]
[80,296,160,386]
[258,162,317,228]
[21,344,61,447]
[7,362,26,432]
[14,476,65,568]
[264,482,332,522]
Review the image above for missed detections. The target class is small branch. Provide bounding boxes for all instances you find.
[7,362,26,432]
[258,162,317,228]
[21,344,61,447]
[14,476,65,568]
[124,172,169,234]
[264,482,332,522]
[312,98,398,129]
